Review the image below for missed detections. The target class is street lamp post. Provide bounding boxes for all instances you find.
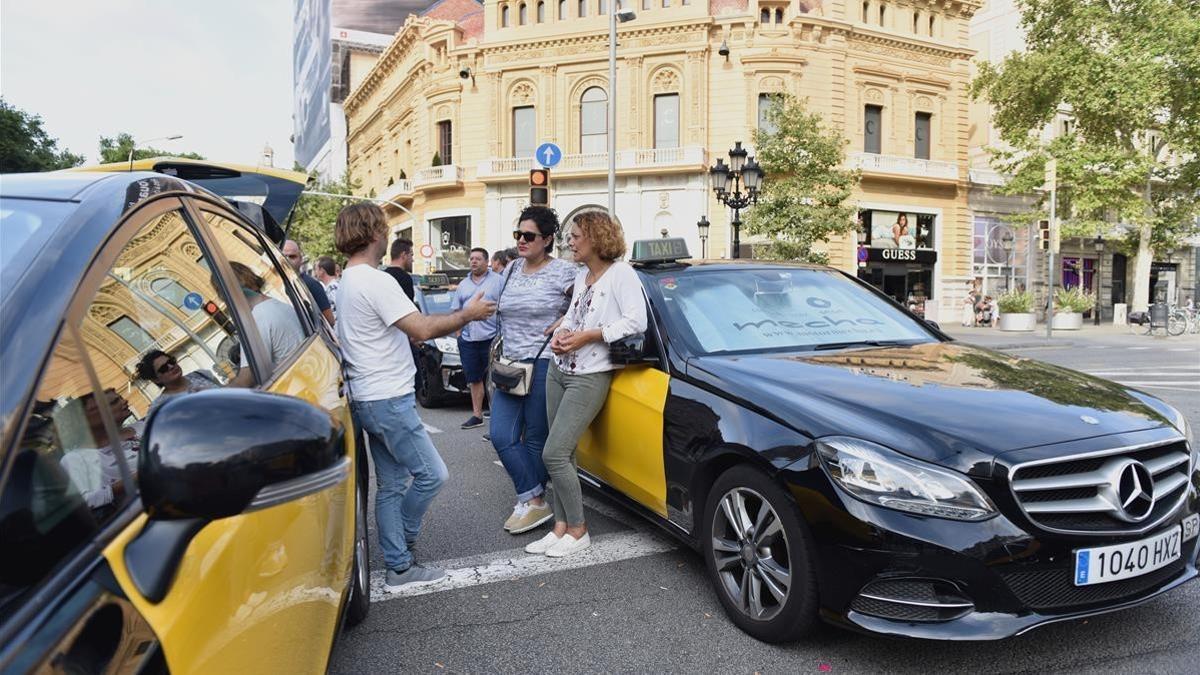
[709,142,764,258]
[127,134,183,170]
[696,215,710,258]
[1000,230,1015,292]
[608,4,637,218]
[1093,234,1105,325]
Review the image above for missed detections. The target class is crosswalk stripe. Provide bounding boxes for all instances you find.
[369,529,676,601]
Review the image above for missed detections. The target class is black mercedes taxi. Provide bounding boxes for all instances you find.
[576,238,1197,642]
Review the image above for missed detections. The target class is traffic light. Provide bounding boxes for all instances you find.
[1038,220,1050,251]
[529,169,549,206]
[203,299,235,335]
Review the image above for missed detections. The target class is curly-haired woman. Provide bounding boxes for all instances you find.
[525,211,647,557]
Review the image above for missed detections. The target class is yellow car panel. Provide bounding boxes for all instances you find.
[102,339,356,675]
[577,364,671,516]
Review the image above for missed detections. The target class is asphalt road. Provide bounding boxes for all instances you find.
[330,332,1200,674]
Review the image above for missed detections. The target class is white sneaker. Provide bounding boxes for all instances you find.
[545,532,591,558]
[503,502,530,531]
[524,531,561,554]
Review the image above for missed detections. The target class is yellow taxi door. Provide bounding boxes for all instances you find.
[93,203,355,675]
[577,362,671,517]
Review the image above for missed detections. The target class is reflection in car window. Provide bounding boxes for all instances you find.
[0,331,107,612]
[657,269,934,355]
[421,289,454,314]
[201,211,309,378]
[78,209,250,442]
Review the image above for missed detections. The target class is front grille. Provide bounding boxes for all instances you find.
[1002,558,1186,611]
[850,579,973,623]
[850,596,942,622]
[1010,439,1191,534]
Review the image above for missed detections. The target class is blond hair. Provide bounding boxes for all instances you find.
[572,211,626,261]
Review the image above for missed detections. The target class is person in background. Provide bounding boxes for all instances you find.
[59,389,140,510]
[490,206,576,536]
[385,238,416,301]
[451,247,501,429]
[961,280,978,327]
[227,261,307,388]
[335,202,495,590]
[136,350,218,415]
[526,211,646,557]
[491,248,516,274]
[282,240,335,326]
[314,256,340,318]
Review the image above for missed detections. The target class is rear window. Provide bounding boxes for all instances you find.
[0,198,75,277]
[422,290,454,314]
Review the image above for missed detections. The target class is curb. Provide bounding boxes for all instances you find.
[947,338,1077,351]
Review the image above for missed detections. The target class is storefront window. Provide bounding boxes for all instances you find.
[855,209,938,315]
[430,216,471,269]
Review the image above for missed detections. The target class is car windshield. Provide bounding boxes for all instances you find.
[655,267,936,355]
[422,289,454,314]
[0,198,76,287]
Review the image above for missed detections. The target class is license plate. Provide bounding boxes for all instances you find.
[1074,526,1181,586]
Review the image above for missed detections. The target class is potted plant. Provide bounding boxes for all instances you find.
[1051,287,1095,330]
[997,290,1036,331]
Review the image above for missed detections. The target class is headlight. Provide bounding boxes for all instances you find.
[433,337,458,354]
[816,436,997,522]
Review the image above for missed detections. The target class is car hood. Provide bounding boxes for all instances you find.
[686,341,1175,474]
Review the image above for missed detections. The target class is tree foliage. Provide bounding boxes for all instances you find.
[98,132,205,163]
[287,171,360,264]
[0,98,84,172]
[971,0,1200,251]
[744,95,861,264]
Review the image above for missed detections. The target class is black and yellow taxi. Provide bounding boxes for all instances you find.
[580,238,1197,642]
[0,161,370,673]
[411,273,469,408]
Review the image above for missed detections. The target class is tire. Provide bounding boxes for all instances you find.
[344,455,371,627]
[702,465,819,643]
[415,357,447,408]
[1167,312,1187,337]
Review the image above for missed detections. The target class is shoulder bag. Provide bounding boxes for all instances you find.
[489,260,552,397]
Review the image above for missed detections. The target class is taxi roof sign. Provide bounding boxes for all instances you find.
[630,237,690,265]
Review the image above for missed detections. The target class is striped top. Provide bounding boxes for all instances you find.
[497,257,577,360]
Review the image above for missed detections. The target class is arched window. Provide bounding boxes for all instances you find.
[538,1,546,22]
[578,0,587,16]
[775,8,784,23]
[580,87,608,154]
[914,12,920,33]
[519,2,527,24]
[862,2,869,23]
[929,15,936,36]
[501,4,510,27]
[879,5,886,25]
[761,8,770,23]
[559,0,567,19]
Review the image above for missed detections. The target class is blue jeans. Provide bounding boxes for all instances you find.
[489,358,549,503]
[352,393,448,571]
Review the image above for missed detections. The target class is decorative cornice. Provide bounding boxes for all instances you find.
[345,15,463,115]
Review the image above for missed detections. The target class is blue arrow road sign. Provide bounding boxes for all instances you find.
[535,142,562,168]
[183,292,204,311]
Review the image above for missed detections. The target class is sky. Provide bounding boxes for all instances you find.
[1,0,298,168]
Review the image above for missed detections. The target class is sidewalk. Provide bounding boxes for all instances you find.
[941,322,1133,350]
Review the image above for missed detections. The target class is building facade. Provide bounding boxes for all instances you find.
[344,0,985,319]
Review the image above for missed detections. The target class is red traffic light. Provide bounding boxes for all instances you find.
[204,300,220,314]
[529,168,549,186]
[530,169,550,205]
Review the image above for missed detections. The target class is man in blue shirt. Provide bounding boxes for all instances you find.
[450,247,501,429]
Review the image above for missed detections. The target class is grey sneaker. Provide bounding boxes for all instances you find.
[384,564,446,592]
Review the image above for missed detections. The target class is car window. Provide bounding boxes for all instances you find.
[77,207,253,448]
[0,330,108,613]
[421,289,454,314]
[0,198,76,292]
[656,268,935,355]
[199,210,310,378]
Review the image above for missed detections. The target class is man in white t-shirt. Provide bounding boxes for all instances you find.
[335,202,495,591]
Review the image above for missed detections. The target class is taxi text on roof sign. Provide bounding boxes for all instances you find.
[631,237,690,264]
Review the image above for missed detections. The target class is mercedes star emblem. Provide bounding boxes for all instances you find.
[1109,459,1156,523]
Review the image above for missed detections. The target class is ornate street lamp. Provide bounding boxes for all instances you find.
[1093,233,1105,325]
[696,215,710,258]
[709,141,765,258]
[1000,230,1015,292]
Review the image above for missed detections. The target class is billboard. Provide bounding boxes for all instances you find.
[332,0,430,33]
[293,0,332,169]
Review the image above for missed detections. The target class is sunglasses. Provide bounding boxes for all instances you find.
[156,357,178,375]
[513,230,542,243]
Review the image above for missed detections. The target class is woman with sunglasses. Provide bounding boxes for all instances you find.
[490,205,577,535]
[136,349,219,415]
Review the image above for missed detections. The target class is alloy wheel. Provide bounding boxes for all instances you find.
[354,479,369,593]
[710,487,791,621]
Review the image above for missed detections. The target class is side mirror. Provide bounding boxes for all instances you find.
[127,389,346,603]
[610,334,658,366]
[139,388,344,521]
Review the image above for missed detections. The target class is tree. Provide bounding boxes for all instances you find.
[743,95,861,264]
[97,132,205,164]
[972,0,1200,312]
[287,171,360,264]
[0,98,84,172]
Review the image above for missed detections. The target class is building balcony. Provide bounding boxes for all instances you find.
[476,146,709,181]
[968,168,1009,186]
[849,152,961,184]
[413,165,464,190]
[378,179,413,204]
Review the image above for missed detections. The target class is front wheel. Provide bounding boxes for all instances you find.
[1167,312,1187,337]
[702,465,819,643]
[344,456,371,627]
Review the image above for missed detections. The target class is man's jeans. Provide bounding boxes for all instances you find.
[352,393,448,571]
[488,358,549,503]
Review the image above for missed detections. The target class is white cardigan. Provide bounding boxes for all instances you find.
[554,261,649,374]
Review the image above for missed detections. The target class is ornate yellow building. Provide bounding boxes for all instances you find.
[344,0,982,318]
